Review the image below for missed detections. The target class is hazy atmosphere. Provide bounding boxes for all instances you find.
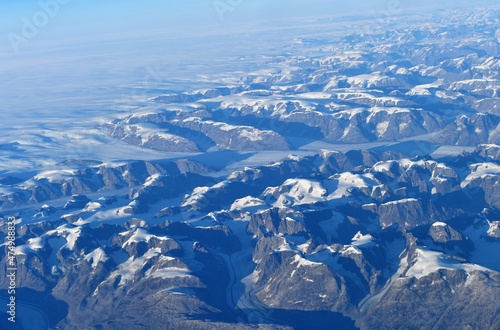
[1,0,485,121]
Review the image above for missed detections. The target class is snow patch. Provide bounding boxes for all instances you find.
[351,231,375,247]
[84,248,109,268]
[292,254,322,267]
[405,248,488,279]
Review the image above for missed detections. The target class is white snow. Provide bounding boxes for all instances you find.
[341,246,362,255]
[181,186,210,208]
[146,267,192,279]
[84,202,103,212]
[14,225,82,258]
[325,172,379,199]
[84,248,109,268]
[0,186,14,195]
[297,92,332,99]
[274,179,327,206]
[376,121,389,135]
[143,173,162,187]
[34,170,77,182]
[15,237,45,255]
[382,198,419,206]
[292,254,322,267]
[230,196,267,212]
[121,228,170,247]
[406,87,431,96]
[351,231,375,247]
[487,221,500,237]
[239,129,264,142]
[111,248,162,286]
[47,225,82,250]
[372,160,398,173]
[461,163,500,188]
[405,248,488,279]
[275,235,293,253]
[368,107,412,117]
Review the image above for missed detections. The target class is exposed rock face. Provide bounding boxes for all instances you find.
[248,208,308,237]
[435,113,500,146]
[429,222,463,244]
[254,251,354,313]
[358,269,500,330]
[476,144,500,161]
[375,199,446,230]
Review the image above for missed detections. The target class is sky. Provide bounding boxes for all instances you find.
[0,0,382,52]
[2,0,496,61]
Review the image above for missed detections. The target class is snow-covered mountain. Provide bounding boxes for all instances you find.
[2,144,500,329]
[2,3,500,330]
[100,13,500,154]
